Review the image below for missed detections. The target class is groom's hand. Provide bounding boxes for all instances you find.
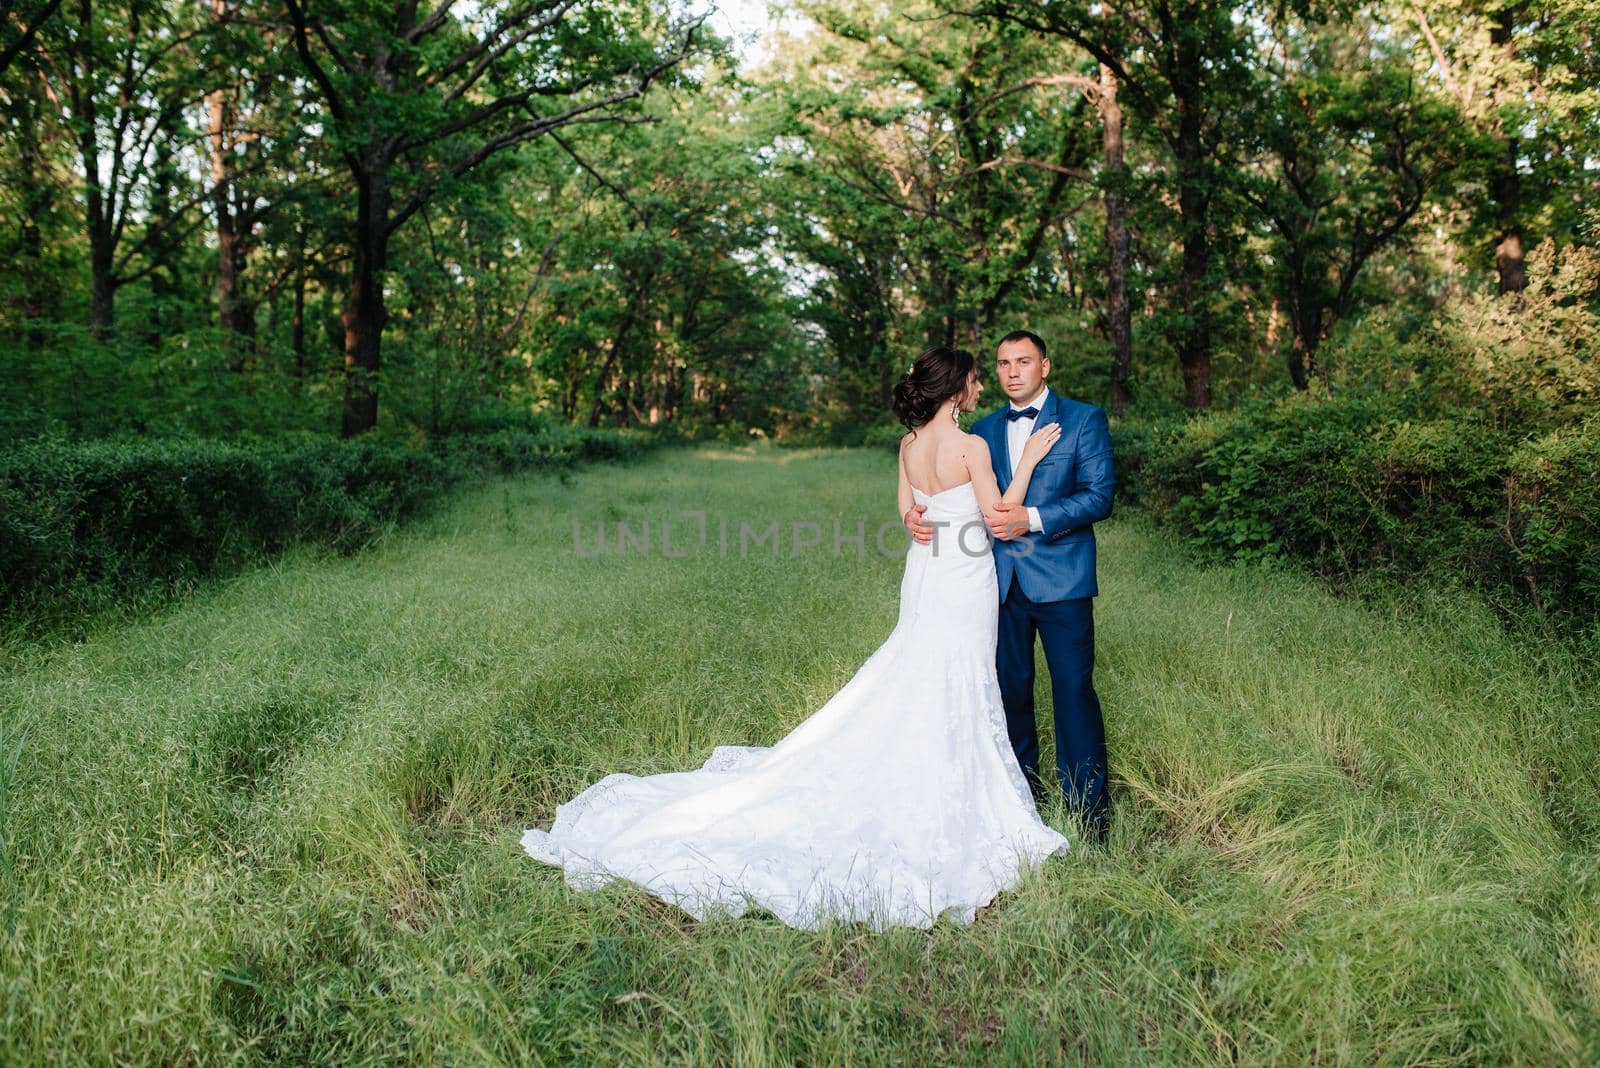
[987,502,1028,541]
[904,503,934,544]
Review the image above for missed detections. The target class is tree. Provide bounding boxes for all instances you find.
[0,23,70,352]
[1096,1,1133,416]
[44,0,220,338]
[280,0,704,436]
[526,78,805,429]
[769,0,1097,402]
[1403,0,1600,293]
[978,0,1262,411]
[1241,22,1465,389]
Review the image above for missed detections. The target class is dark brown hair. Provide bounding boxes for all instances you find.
[892,346,976,433]
[997,329,1047,360]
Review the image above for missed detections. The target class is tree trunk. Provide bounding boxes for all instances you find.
[1489,7,1526,294]
[1174,103,1212,411]
[291,220,307,377]
[1286,303,1319,391]
[589,268,656,425]
[1284,246,1313,391]
[341,165,390,437]
[88,226,116,341]
[208,68,246,350]
[1491,146,1524,294]
[16,86,52,351]
[73,0,116,340]
[589,315,636,426]
[1099,43,1133,417]
[145,107,183,350]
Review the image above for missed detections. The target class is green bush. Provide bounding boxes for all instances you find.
[1132,395,1600,630]
[1106,418,1164,507]
[1141,396,1386,570]
[861,422,907,451]
[0,436,448,617]
[1506,417,1600,625]
[0,424,649,624]
[1125,241,1600,631]
[1328,241,1599,433]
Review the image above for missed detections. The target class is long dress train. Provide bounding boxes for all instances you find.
[521,481,1069,929]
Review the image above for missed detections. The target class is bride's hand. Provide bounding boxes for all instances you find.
[1020,422,1061,467]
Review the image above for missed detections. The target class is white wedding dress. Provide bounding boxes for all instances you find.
[522,481,1069,929]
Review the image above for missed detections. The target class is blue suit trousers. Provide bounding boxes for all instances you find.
[996,571,1109,836]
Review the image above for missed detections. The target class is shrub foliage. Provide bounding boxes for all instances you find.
[0,425,648,621]
[1118,246,1599,630]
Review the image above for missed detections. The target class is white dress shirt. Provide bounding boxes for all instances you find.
[1005,386,1049,533]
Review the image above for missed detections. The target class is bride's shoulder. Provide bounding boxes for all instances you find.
[962,433,992,460]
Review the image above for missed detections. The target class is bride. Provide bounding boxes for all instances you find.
[522,346,1070,929]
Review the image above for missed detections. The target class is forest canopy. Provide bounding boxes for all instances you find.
[2,0,1594,441]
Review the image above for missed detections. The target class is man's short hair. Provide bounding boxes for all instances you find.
[997,329,1047,360]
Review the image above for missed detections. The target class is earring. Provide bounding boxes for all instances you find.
[950,399,960,424]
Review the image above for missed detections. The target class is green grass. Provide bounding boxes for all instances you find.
[2,444,1597,1064]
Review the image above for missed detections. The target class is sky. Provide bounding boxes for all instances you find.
[703,0,793,66]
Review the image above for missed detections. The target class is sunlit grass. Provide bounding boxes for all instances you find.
[1,444,1596,1064]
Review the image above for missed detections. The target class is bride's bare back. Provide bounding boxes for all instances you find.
[899,423,973,495]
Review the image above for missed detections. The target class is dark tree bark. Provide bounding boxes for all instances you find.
[70,0,115,338]
[587,266,655,427]
[144,105,183,350]
[1097,15,1133,416]
[1489,6,1526,294]
[0,0,62,83]
[1171,17,1213,411]
[340,158,392,436]
[208,27,246,349]
[1284,247,1318,391]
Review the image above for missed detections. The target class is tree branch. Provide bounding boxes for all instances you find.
[421,0,569,88]
[1408,2,1469,108]
[0,0,61,81]
[444,0,580,103]
[968,156,1092,180]
[283,0,349,126]
[406,0,457,43]
[549,130,644,220]
[387,18,703,235]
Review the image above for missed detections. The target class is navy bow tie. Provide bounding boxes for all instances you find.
[1006,406,1040,422]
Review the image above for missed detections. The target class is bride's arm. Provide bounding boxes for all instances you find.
[965,436,1006,515]
[896,434,914,520]
[964,425,1062,513]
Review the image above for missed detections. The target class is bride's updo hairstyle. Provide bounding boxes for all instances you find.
[892,346,976,433]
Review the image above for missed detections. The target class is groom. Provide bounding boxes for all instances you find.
[906,330,1116,840]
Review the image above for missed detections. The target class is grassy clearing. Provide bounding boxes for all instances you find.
[1,445,1596,1064]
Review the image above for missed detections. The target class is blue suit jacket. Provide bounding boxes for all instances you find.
[970,391,1115,602]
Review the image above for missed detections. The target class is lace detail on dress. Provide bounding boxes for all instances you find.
[521,477,1068,929]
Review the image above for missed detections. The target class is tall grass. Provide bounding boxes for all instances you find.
[1,445,1595,1064]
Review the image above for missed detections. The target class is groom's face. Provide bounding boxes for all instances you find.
[996,339,1049,403]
